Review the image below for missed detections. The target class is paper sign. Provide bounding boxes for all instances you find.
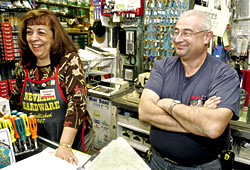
[115,0,141,10]
[194,5,231,37]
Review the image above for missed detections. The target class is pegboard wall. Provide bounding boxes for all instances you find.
[230,20,250,57]
[142,0,190,72]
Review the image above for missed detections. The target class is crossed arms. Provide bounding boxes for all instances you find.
[138,88,233,139]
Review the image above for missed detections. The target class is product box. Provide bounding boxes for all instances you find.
[0,93,9,99]
[0,88,8,94]
[0,128,16,168]
[8,79,16,94]
[0,80,8,87]
[5,56,15,61]
[117,114,129,124]
[1,22,11,28]
[8,79,16,86]
[3,34,13,40]
[128,117,151,131]
[0,97,11,116]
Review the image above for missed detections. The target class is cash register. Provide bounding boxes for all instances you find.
[88,78,129,97]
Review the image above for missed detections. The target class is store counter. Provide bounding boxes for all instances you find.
[4,137,150,170]
[3,137,90,170]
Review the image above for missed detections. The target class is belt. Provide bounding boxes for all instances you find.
[153,149,218,167]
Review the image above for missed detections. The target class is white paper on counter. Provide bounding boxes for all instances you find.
[85,137,150,170]
[3,147,91,170]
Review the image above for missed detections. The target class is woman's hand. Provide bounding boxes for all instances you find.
[55,145,78,165]
[204,96,221,109]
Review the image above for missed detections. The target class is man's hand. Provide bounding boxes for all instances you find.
[204,96,221,109]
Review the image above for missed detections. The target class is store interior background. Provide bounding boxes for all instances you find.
[0,0,250,169]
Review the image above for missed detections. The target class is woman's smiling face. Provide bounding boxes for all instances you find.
[26,25,53,66]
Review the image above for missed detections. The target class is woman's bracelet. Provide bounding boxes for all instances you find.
[59,142,72,148]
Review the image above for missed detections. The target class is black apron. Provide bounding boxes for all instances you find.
[21,65,67,142]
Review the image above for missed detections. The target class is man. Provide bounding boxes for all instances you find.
[139,10,240,170]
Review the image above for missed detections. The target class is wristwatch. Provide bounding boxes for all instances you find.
[169,100,181,116]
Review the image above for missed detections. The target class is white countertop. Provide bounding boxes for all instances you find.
[4,147,90,170]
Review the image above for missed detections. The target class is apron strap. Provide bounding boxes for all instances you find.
[20,69,29,106]
[55,65,68,104]
[81,117,86,153]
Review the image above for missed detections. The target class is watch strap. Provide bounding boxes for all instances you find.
[169,100,181,116]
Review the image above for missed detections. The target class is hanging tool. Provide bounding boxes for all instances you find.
[15,117,28,151]
[10,115,22,152]
[3,119,19,153]
[20,114,32,148]
[28,115,38,149]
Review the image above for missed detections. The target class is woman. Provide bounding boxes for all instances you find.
[9,9,92,164]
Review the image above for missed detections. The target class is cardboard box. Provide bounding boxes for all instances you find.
[0,97,11,115]
[128,117,151,131]
[1,22,11,28]
[0,93,9,99]
[117,114,129,124]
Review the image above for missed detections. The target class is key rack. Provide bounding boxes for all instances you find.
[143,0,190,72]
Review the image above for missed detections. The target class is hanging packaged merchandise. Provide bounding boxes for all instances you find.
[213,45,225,60]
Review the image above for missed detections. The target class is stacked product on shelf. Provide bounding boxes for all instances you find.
[0,22,14,61]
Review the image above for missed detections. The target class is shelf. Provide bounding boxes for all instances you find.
[235,155,250,165]
[230,120,250,140]
[68,31,88,34]
[0,60,19,64]
[0,8,29,12]
[117,122,150,135]
[122,137,150,153]
[8,31,88,35]
[111,91,139,113]
[35,1,90,10]
[234,17,250,21]
[233,141,250,165]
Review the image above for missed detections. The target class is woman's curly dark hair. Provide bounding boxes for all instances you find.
[18,9,78,69]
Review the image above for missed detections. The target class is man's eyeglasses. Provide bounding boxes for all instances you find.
[171,29,208,39]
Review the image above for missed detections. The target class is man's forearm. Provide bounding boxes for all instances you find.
[157,98,233,138]
[139,100,188,133]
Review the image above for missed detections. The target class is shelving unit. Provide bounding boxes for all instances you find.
[112,92,250,166]
[112,94,151,156]
[235,150,250,165]
[35,0,90,18]
[117,122,150,135]
[124,137,150,153]
[35,1,90,9]
[230,120,250,166]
